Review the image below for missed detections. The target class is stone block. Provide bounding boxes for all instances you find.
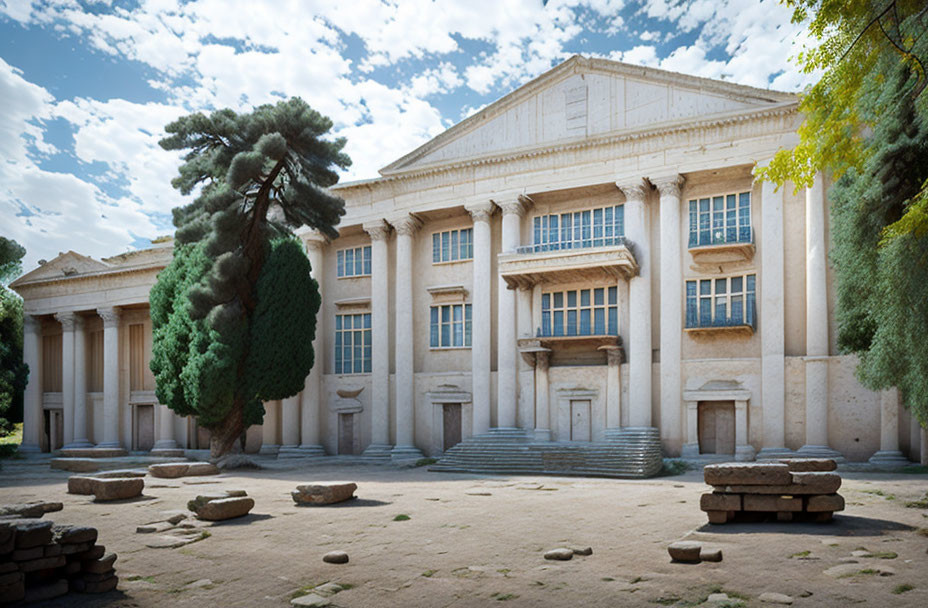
[18,555,66,572]
[668,541,702,562]
[743,495,803,512]
[23,578,68,603]
[136,521,175,534]
[704,463,792,486]
[71,574,118,593]
[61,542,91,555]
[790,472,842,493]
[292,483,357,505]
[775,458,837,472]
[80,569,115,583]
[709,479,841,495]
[58,447,127,458]
[95,469,146,479]
[194,497,254,521]
[68,476,98,495]
[322,550,349,564]
[11,546,43,561]
[50,458,100,473]
[54,525,97,545]
[148,462,190,478]
[806,494,845,513]
[0,562,17,574]
[11,519,53,549]
[0,579,25,602]
[187,491,246,513]
[699,492,741,512]
[0,501,62,518]
[185,462,220,476]
[44,543,62,557]
[79,545,105,560]
[0,571,23,586]
[83,553,116,574]
[92,478,144,501]
[705,511,730,524]
[700,548,723,562]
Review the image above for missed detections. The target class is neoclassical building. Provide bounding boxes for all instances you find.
[12,56,924,470]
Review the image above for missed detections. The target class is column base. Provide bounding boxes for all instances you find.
[756,447,796,459]
[62,446,128,458]
[151,440,184,458]
[868,450,911,468]
[278,445,326,459]
[362,443,393,459]
[391,445,424,462]
[681,443,700,459]
[62,439,94,450]
[797,444,846,462]
[533,428,551,442]
[735,444,757,462]
[17,442,41,454]
[258,444,280,456]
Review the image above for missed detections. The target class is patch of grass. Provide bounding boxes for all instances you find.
[861,489,896,500]
[630,576,644,584]
[790,550,811,558]
[496,569,510,576]
[127,575,155,583]
[393,514,411,521]
[892,584,914,595]
[900,464,928,474]
[415,457,438,467]
[649,598,680,606]
[289,583,318,600]
[916,528,928,537]
[659,459,690,476]
[421,570,436,578]
[870,552,897,559]
[494,593,517,601]
[601,577,615,582]
[904,492,928,509]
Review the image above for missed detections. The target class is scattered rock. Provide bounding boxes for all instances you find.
[136,521,175,534]
[0,502,63,518]
[184,579,213,589]
[668,541,702,563]
[700,548,723,562]
[759,592,794,604]
[291,593,331,607]
[149,462,191,478]
[851,550,870,558]
[323,550,349,564]
[823,564,865,578]
[91,478,144,501]
[707,593,730,602]
[837,557,859,563]
[83,553,117,574]
[572,547,593,556]
[185,462,220,476]
[313,582,345,597]
[292,483,357,506]
[194,497,254,521]
[187,491,248,513]
[144,534,204,549]
[53,525,96,545]
[544,548,574,561]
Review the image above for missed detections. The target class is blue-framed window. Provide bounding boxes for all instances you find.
[685,274,756,329]
[432,229,473,264]
[336,246,372,278]
[527,204,625,253]
[539,287,618,337]
[430,304,472,348]
[335,313,372,374]
[688,192,751,247]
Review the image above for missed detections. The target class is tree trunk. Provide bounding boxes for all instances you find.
[209,401,246,462]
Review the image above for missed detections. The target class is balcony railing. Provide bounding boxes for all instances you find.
[685,301,756,331]
[688,226,753,249]
[515,235,628,255]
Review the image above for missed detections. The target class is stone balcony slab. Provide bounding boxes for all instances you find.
[498,243,638,290]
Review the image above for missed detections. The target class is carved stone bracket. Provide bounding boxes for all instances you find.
[465,201,497,223]
[391,213,423,237]
[96,307,120,328]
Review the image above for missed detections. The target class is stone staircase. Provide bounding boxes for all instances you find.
[430,427,663,478]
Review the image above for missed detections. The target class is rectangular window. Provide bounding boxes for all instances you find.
[688,191,752,247]
[432,228,473,263]
[429,304,472,348]
[334,313,372,374]
[539,287,618,337]
[336,246,372,278]
[528,204,625,253]
[685,274,756,329]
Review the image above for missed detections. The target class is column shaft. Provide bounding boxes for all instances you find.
[281,395,300,446]
[363,221,393,455]
[869,388,910,466]
[604,347,621,429]
[534,351,550,441]
[300,234,327,454]
[682,401,698,457]
[467,203,494,435]
[495,197,526,428]
[71,315,90,447]
[55,312,76,447]
[96,307,122,449]
[619,180,652,428]
[20,316,42,452]
[391,214,423,459]
[259,400,280,455]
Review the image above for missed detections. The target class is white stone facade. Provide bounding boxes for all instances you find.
[11,56,923,463]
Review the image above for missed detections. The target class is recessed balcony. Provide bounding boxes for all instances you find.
[499,237,638,289]
[688,227,755,266]
[685,304,756,337]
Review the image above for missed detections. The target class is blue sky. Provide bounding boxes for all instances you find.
[0,0,813,273]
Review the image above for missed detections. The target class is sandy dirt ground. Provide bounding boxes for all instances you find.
[1,458,927,607]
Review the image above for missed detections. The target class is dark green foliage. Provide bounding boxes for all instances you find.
[0,237,27,434]
[150,98,348,458]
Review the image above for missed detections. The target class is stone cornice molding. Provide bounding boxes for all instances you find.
[616,179,649,204]
[96,306,121,328]
[390,213,423,237]
[55,311,77,331]
[362,219,392,241]
[11,262,167,291]
[492,193,533,217]
[465,201,497,224]
[650,174,686,198]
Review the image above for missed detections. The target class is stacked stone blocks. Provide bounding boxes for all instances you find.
[701,459,844,524]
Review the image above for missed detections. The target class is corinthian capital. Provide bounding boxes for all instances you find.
[650,174,685,198]
[303,229,329,252]
[465,201,496,224]
[55,311,77,331]
[491,193,533,217]
[390,213,423,237]
[96,306,121,328]
[616,179,648,204]
[362,219,391,242]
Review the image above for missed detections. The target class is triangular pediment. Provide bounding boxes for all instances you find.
[381,56,796,175]
[11,251,111,286]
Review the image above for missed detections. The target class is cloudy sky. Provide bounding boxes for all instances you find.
[0,0,814,274]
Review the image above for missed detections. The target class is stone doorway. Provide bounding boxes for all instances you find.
[133,404,155,451]
[338,413,357,455]
[442,404,462,451]
[697,400,735,455]
[570,399,591,442]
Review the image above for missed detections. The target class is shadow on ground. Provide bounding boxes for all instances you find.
[697,514,915,536]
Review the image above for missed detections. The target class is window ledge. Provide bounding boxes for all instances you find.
[426,284,468,302]
[520,334,622,348]
[688,241,755,266]
[685,324,754,337]
[334,297,371,311]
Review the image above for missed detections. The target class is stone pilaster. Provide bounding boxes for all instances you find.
[55,311,76,447]
[534,350,551,442]
[362,220,393,458]
[299,232,327,456]
[95,307,122,449]
[20,315,42,453]
[391,213,424,460]
[465,202,496,436]
[869,388,911,467]
[618,179,653,429]
[600,345,622,430]
[653,174,685,453]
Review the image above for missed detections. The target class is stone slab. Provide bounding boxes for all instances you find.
[773,458,837,472]
[791,472,842,492]
[58,447,128,458]
[705,510,731,524]
[0,501,63,518]
[743,495,803,512]
[704,463,792,486]
[710,477,842,495]
[92,478,144,501]
[185,462,220,476]
[806,494,845,513]
[292,483,357,505]
[668,541,701,562]
[68,476,98,495]
[148,462,190,478]
[194,497,254,521]
[19,555,66,572]
[699,493,741,512]
[50,458,100,473]
[11,519,53,549]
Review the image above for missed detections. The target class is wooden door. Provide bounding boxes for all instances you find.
[338,413,355,455]
[570,400,591,442]
[442,404,462,451]
[698,401,735,455]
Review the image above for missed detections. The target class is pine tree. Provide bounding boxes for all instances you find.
[0,236,28,435]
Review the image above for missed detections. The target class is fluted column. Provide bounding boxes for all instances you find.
[869,388,911,466]
[391,213,424,460]
[653,174,685,453]
[799,172,842,460]
[299,232,327,456]
[517,286,534,429]
[618,180,653,428]
[362,220,393,457]
[152,404,179,454]
[258,400,280,455]
[55,311,76,447]
[494,194,529,429]
[465,202,495,435]
[70,314,91,448]
[280,395,300,447]
[20,315,42,452]
[757,167,791,457]
[601,346,622,430]
[96,307,122,449]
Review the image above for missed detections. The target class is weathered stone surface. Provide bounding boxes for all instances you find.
[668,541,702,563]
[572,547,593,556]
[143,510,188,526]
[322,550,349,564]
[544,548,574,561]
[704,463,792,486]
[0,501,63,518]
[759,592,794,604]
[700,493,741,512]
[50,458,100,473]
[707,593,730,602]
[823,564,864,577]
[700,548,723,562]
[790,472,842,493]
[23,578,68,603]
[80,545,105,560]
[148,462,190,478]
[18,555,66,572]
[806,494,845,513]
[291,592,332,607]
[705,510,731,525]
[44,543,62,557]
[710,479,842,495]
[11,519,53,549]
[0,579,25,602]
[92,477,144,501]
[68,476,98,495]
[187,491,248,513]
[194,497,254,521]
[71,574,118,593]
[292,483,358,505]
[11,546,43,561]
[313,582,345,597]
[54,524,97,545]
[743,495,803,512]
[81,569,115,583]
[83,553,117,574]
[137,521,175,534]
[95,469,146,479]
[60,542,91,555]
[144,535,200,549]
[775,458,837,472]
[185,462,220,476]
